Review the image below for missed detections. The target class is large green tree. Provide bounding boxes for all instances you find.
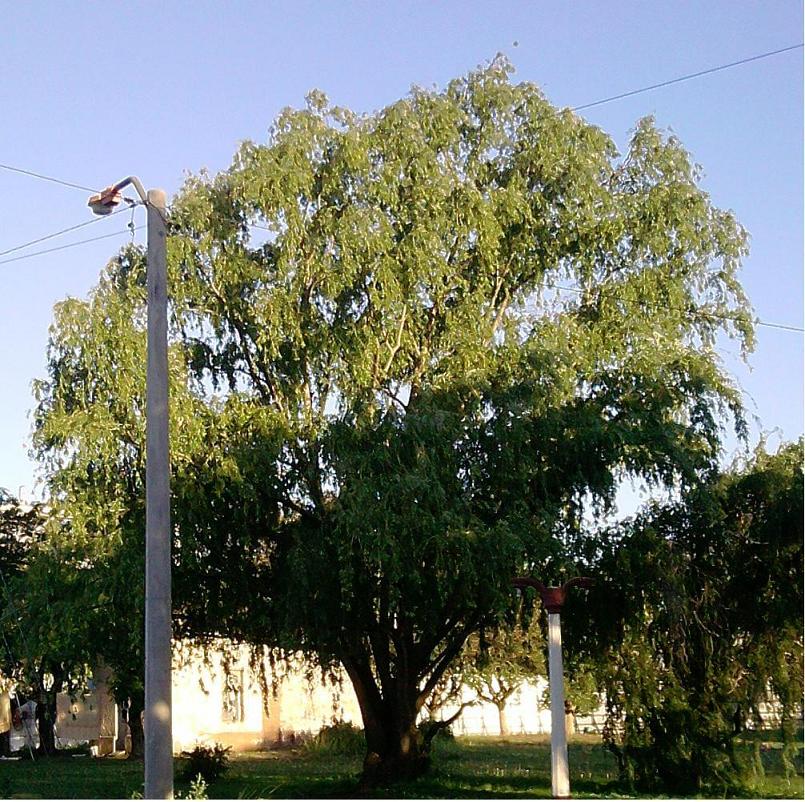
[35,58,753,782]
[570,441,803,794]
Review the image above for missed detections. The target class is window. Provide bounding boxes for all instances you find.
[222,670,244,723]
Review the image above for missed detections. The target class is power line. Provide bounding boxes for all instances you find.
[547,282,803,333]
[1,45,800,327]
[572,43,803,112]
[0,205,133,259]
[689,311,802,334]
[0,227,144,267]
[0,162,100,194]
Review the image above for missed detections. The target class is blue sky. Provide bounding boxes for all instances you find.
[1,1,802,501]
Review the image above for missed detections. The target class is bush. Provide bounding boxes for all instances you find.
[178,742,231,784]
[304,721,364,757]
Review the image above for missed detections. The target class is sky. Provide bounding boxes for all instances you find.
[0,1,802,503]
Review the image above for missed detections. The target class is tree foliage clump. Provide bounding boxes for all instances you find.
[33,57,754,783]
[572,441,803,795]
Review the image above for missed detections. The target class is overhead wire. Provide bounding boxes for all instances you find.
[0,42,799,330]
[0,204,133,259]
[0,162,100,194]
[0,40,799,209]
[572,42,803,112]
[747,319,803,333]
[0,41,799,218]
[0,226,144,267]
[546,282,803,333]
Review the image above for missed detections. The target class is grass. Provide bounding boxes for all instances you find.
[0,732,800,799]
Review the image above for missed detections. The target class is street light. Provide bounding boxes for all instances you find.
[89,178,172,799]
[513,575,593,799]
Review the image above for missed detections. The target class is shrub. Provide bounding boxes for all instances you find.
[178,742,231,784]
[304,721,364,757]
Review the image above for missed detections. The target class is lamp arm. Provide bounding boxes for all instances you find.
[110,175,147,203]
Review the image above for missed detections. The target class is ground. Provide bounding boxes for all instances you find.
[0,733,800,798]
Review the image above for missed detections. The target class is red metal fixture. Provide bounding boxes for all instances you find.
[512,575,594,613]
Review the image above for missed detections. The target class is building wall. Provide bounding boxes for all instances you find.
[172,644,279,752]
[56,666,118,754]
[48,645,796,753]
[52,653,591,752]
[271,664,362,740]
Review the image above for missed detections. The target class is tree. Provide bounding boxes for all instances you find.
[0,489,40,586]
[34,58,753,783]
[463,603,544,736]
[572,441,804,794]
[0,493,94,756]
[540,661,601,735]
[0,491,43,751]
[419,666,476,737]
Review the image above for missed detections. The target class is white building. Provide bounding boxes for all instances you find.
[49,643,577,754]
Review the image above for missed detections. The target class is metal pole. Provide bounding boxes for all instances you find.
[145,188,173,799]
[547,612,570,799]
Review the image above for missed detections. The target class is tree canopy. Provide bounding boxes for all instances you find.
[33,58,754,781]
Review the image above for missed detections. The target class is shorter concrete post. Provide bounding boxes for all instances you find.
[512,575,593,800]
[547,612,570,798]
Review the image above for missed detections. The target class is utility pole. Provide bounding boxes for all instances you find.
[89,180,173,798]
[145,188,172,799]
[513,575,592,799]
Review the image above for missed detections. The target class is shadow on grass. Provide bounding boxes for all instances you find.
[1,733,801,799]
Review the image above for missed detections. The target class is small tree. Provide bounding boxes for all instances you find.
[574,441,804,794]
[463,603,544,736]
[0,494,93,756]
[419,666,476,739]
[539,661,601,735]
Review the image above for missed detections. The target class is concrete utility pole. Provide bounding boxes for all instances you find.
[512,575,593,800]
[89,180,173,799]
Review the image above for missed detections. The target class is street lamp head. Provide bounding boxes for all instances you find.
[87,186,124,215]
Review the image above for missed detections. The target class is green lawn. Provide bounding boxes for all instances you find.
[0,733,800,799]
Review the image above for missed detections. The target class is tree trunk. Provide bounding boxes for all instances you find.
[127,695,145,760]
[342,656,430,788]
[497,702,509,736]
[360,713,430,789]
[35,694,57,756]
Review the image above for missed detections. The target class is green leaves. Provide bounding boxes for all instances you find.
[31,59,757,769]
